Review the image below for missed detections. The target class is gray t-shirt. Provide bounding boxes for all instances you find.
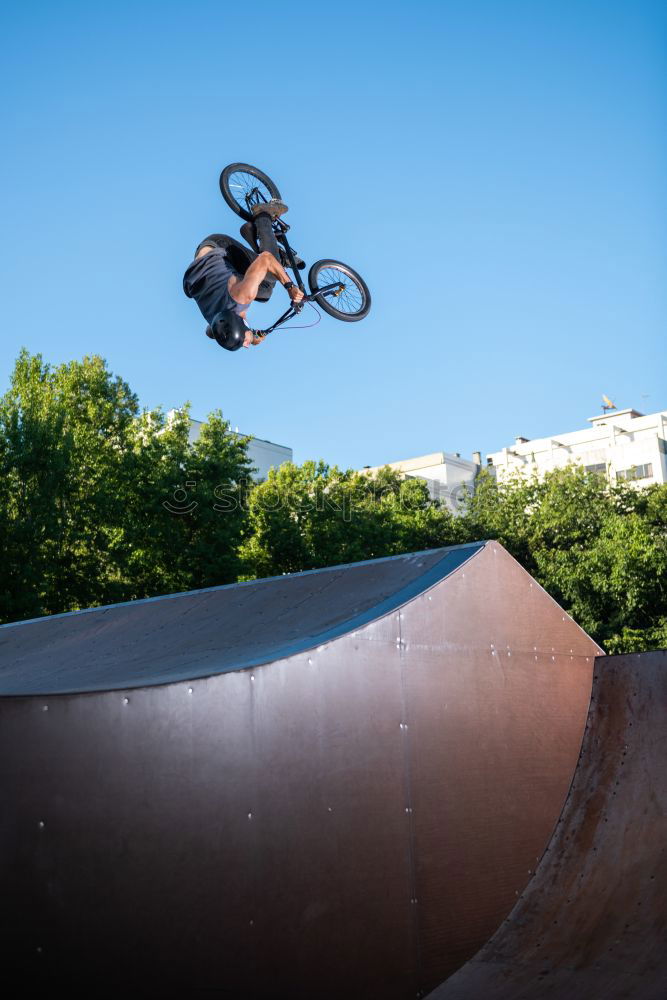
[183,248,247,322]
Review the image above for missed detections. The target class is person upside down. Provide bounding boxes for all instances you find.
[183,200,304,351]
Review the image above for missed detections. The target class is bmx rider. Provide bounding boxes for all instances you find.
[183,201,304,350]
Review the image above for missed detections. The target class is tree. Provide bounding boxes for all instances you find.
[3,351,664,655]
[0,350,138,620]
[239,461,457,579]
[458,465,667,653]
[0,352,252,622]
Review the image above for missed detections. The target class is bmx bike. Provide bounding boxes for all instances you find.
[219,163,371,338]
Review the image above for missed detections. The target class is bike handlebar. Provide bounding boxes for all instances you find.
[252,283,341,339]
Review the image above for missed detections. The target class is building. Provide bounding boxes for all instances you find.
[173,413,292,481]
[361,451,482,512]
[487,408,667,486]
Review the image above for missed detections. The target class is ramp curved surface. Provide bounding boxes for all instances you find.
[0,543,482,694]
[427,649,667,1000]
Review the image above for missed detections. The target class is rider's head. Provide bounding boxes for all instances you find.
[208,310,250,352]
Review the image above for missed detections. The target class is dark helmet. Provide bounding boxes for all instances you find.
[208,310,249,352]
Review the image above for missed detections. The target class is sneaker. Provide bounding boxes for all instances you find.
[251,198,288,219]
[239,222,259,252]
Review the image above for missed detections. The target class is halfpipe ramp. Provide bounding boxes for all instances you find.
[427,649,667,1000]
[0,541,602,997]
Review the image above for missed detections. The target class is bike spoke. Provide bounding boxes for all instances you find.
[227,171,274,212]
[315,266,364,314]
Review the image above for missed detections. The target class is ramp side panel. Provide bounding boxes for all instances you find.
[402,542,600,992]
[0,614,419,999]
[427,649,667,1000]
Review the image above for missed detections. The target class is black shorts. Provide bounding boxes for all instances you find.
[193,234,273,302]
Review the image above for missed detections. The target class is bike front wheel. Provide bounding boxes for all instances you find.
[219,163,282,221]
[307,260,371,322]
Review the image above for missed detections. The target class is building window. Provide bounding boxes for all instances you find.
[584,463,607,477]
[617,463,653,482]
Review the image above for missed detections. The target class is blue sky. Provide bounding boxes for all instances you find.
[1,0,665,468]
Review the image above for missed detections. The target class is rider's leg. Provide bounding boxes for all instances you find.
[240,197,286,264]
[242,213,307,271]
[239,221,260,253]
[245,211,282,292]
[253,211,282,258]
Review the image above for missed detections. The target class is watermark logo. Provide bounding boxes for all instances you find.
[163,477,472,518]
[163,481,198,515]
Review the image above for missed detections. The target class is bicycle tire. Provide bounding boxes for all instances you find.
[219,163,282,221]
[307,260,371,322]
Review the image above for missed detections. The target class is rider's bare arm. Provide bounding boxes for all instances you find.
[230,252,304,306]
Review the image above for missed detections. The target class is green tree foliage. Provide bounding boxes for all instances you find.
[239,461,457,579]
[2,351,665,655]
[0,350,136,620]
[0,351,252,623]
[457,466,667,653]
[115,407,252,598]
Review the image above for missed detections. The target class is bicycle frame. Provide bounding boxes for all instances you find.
[245,187,344,338]
[254,278,343,339]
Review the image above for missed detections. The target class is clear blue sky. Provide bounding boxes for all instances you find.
[1,0,665,468]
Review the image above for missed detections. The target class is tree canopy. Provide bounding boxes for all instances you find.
[455,466,667,653]
[1,350,664,654]
[0,351,252,622]
[239,460,458,579]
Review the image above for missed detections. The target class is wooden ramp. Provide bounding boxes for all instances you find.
[0,542,601,998]
[427,650,667,1000]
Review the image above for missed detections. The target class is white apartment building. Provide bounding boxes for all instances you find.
[361,451,481,512]
[487,408,667,486]
[172,413,292,481]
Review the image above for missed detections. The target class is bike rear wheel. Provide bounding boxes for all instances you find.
[308,260,371,322]
[219,163,282,221]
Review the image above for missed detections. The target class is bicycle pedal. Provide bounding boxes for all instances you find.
[281,249,306,270]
